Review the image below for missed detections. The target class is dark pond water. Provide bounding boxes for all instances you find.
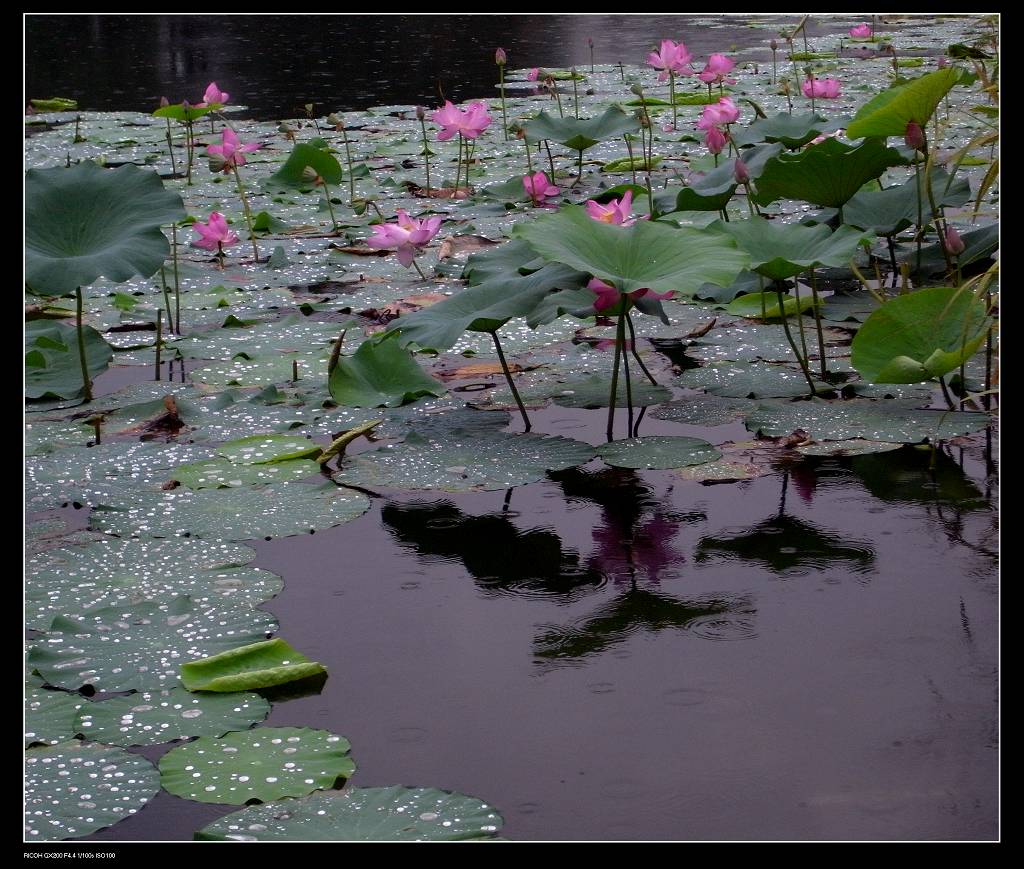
[26,14,857,120]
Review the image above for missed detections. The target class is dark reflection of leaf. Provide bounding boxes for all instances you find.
[534,589,755,663]
[846,448,990,511]
[381,500,604,600]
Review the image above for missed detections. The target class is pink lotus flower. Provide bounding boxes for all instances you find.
[697,96,741,130]
[937,56,949,68]
[647,39,693,82]
[431,100,492,141]
[495,47,507,65]
[698,54,736,84]
[585,190,636,226]
[734,158,750,185]
[849,23,873,39]
[904,120,925,152]
[945,226,966,256]
[206,127,262,172]
[527,68,540,81]
[588,278,673,312]
[802,77,842,99]
[197,82,229,107]
[705,126,728,155]
[192,212,240,251]
[523,171,559,205]
[365,210,443,268]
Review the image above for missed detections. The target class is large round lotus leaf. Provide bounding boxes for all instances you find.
[651,395,755,426]
[846,67,961,139]
[26,320,113,400]
[159,727,355,805]
[89,481,370,541]
[25,418,96,455]
[170,318,342,361]
[678,362,829,398]
[25,689,85,747]
[76,687,270,747]
[25,538,279,631]
[744,398,991,443]
[195,786,504,841]
[25,741,160,841]
[334,431,595,492]
[597,436,722,470]
[850,286,992,383]
[171,457,320,489]
[548,374,672,409]
[26,162,185,295]
[28,595,278,692]
[217,434,322,464]
[523,106,639,151]
[190,352,328,389]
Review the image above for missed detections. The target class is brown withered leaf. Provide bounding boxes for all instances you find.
[685,318,717,339]
[438,234,501,260]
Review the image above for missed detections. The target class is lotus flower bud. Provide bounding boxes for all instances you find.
[182,99,191,110]
[937,56,949,68]
[945,226,966,256]
[630,82,645,97]
[415,105,425,120]
[495,47,507,65]
[159,96,170,108]
[770,39,778,51]
[326,112,342,126]
[734,158,750,185]
[705,126,727,155]
[588,37,594,48]
[208,153,229,173]
[301,165,320,183]
[904,120,925,152]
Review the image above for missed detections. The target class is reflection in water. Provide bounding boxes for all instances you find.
[381,499,604,600]
[695,472,876,575]
[847,449,990,510]
[534,588,757,663]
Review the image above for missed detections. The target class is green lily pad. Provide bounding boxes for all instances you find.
[171,318,343,361]
[181,638,327,692]
[693,269,764,303]
[846,68,962,139]
[838,169,971,237]
[744,398,991,443]
[28,595,278,692]
[89,480,370,541]
[75,687,270,746]
[171,457,320,489]
[796,439,904,456]
[335,431,595,492]
[217,433,322,464]
[670,142,784,212]
[159,727,355,805]
[264,142,344,191]
[195,786,503,841]
[726,291,820,319]
[26,161,185,295]
[25,742,160,841]
[25,689,85,747]
[329,334,446,408]
[523,106,639,151]
[902,223,998,276]
[851,286,992,383]
[26,320,113,400]
[462,239,545,284]
[732,111,837,149]
[651,395,755,426]
[597,436,721,469]
[679,362,829,397]
[548,374,672,409]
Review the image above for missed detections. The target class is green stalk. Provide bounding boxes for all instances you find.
[920,138,954,274]
[550,82,563,117]
[75,287,93,403]
[771,47,777,85]
[626,311,658,385]
[984,286,993,410]
[571,70,579,119]
[154,308,163,380]
[938,375,955,409]
[606,303,626,441]
[231,164,260,263]
[524,136,534,175]
[321,180,339,233]
[411,258,428,281]
[419,115,432,193]
[792,280,811,362]
[491,331,531,431]
[624,135,637,187]
[621,316,634,436]
[171,223,181,335]
[809,268,828,378]
[159,265,173,326]
[669,69,677,131]
[499,65,509,140]
[775,283,817,395]
[545,139,556,182]
[164,117,177,175]
[340,123,357,206]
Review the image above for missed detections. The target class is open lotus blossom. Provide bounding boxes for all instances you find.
[365,210,442,267]
[697,96,741,129]
[802,77,842,99]
[431,100,492,141]
[704,125,728,155]
[192,212,240,251]
[523,171,559,205]
[588,278,673,312]
[206,126,262,172]
[527,68,540,81]
[197,82,229,107]
[848,23,873,39]
[945,226,966,256]
[698,53,736,84]
[647,39,693,81]
[585,190,637,226]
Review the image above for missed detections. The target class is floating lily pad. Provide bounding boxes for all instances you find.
[732,111,836,149]
[159,726,355,805]
[75,687,270,746]
[25,689,85,747]
[171,457,320,489]
[548,374,672,409]
[26,320,113,400]
[181,638,327,693]
[679,362,828,398]
[335,431,595,492]
[89,480,370,541]
[28,595,278,692]
[796,439,904,456]
[195,786,503,841]
[726,291,819,319]
[651,395,755,426]
[744,398,991,443]
[597,436,721,469]
[217,433,322,464]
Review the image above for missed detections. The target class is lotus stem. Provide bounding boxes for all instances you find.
[775,283,817,396]
[171,223,181,335]
[913,150,924,274]
[632,405,647,440]
[606,304,626,441]
[571,69,580,119]
[625,311,658,385]
[74,287,93,403]
[618,61,625,82]
[590,42,595,73]
[792,280,811,362]
[771,47,777,84]
[154,308,163,381]
[624,135,637,187]
[551,82,564,117]
[574,148,584,186]
[809,269,828,378]
[920,140,954,274]
[491,330,531,431]
[886,235,898,283]
[159,265,173,326]
[669,69,677,131]
[938,374,955,409]
[164,117,177,175]
[340,123,357,206]
[419,115,432,193]
[328,328,347,377]
[545,139,556,182]
[621,317,635,437]
[759,273,767,319]
[499,65,509,140]
[292,359,300,382]
[231,164,260,262]
[984,286,993,411]
[523,136,533,175]
[320,180,340,233]
[185,117,195,185]
[411,258,429,281]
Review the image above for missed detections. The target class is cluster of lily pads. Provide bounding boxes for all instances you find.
[25,13,997,842]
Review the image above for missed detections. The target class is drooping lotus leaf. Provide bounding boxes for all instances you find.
[597,436,722,469]
[28,595,278,692]
[25,742,160,841]
[264,142,344,190]
[901,223,998,275]
[710,217,871,282]
[335,431,595,492]
[89,480,370,541]
[547,374,672,409]
[462,239,545,284]
[846,68,962,139]
[25,688,85,746]
[819,289,883,323]
[726,291,819,319]
[523,106,639,151]
[195,786,504,841]
[678,362,829,398]
[329,334,446,408]
[384,263,589,352]
[744,398,991,442]
[217,433,322,464]
[833,168,972,237]
[512,206,750,320]
[26,161,185,294]
[25,538,279,631]
[153,102,214,123]
[181,638,327,692]
[159,726,355,805]
[732,111,838,149]
[751,137,907,209]
[25,319,113,400]
[31,97,78,111]
[692,269,764,303]
[850,285,991,383]
[651,395,755,426]
[670,142,784,212]
[75,687,270,746]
